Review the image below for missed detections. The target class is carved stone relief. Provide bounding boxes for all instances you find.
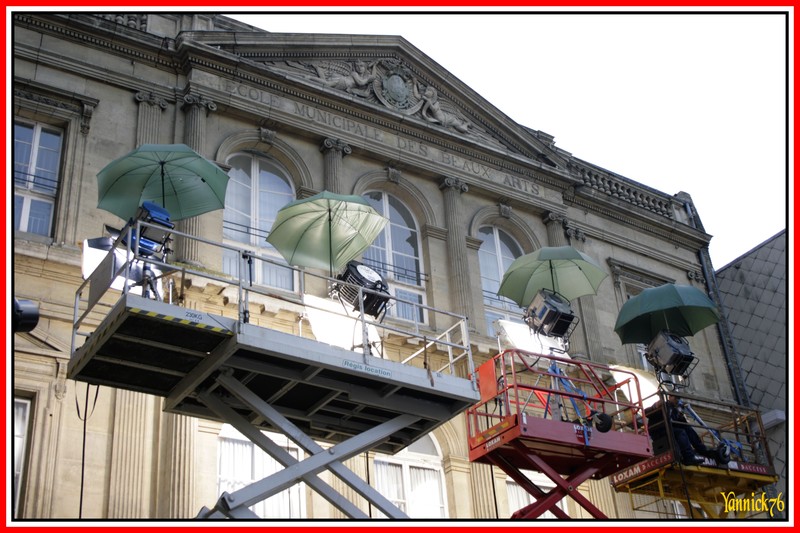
[273,58,481,138]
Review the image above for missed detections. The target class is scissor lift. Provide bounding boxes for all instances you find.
[611,392,779,519]
[69,220,479,518]
[466,349,652,518]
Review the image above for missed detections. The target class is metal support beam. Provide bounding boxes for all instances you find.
[488,454,570,519]
[197,389,369,519]
[201,374,420,518]
[519,446,613,519]
[164,335,237,411]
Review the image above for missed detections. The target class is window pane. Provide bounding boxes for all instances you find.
[388,196,415,229]
[480,227,523,334]
[14,398,31,519]
[223,161,252,242]
[408,466,444,518]
[14,195,23,231]
[485,310,506,338]
[364,191,383,213]
[407,434,437,455]
[218,429,304,518]
[390,224,415,256]
[261,261,293,291]
[14,123,33,187]
[33,129,61,195]
[498,231,522,261]
[27,199,53,236]
[374,461,405,514]
[395,289,424,323]
[393,253,420,285]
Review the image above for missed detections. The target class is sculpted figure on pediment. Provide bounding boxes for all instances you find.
[313,59,379,97]
[413,81,471,134]
[276,59,499,141]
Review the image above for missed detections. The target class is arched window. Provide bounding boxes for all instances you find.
[478,226,524,336]
[217,424,306,518]
[373,434,447,518]
[362,192,426,323]
[222,153,295,290]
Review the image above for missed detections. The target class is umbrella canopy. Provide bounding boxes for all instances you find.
[97,143,230,222]
[614,283,720,345]
[266,191,387,274]
[497,245,608,306]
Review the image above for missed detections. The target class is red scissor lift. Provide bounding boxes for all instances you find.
[467,349,653,518]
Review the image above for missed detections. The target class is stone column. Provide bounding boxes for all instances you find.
[439,177,473,322]
[107,390,156,518]
[542,211,603,359]
[159,412,197,518]
[134,90,167,144]
[469,463,499,518]
[442,455,473,518]
[542,211,568,247]
[320,138,352,194]
[566,224,604,359]
[175,92,217,266]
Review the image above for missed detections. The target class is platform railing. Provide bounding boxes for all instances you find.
[467,349,649,445]
[71,219,475,384]
[642,390,775,470]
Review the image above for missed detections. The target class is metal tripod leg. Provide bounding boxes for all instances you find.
[200,371,416,518]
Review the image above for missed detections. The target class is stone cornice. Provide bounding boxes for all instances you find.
[422,224,448,241]
[568,191,711,252]
[567,158,675,219]
[607,258,676,288]
[15,13,179,70]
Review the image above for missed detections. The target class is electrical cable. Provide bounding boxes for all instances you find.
[74,382,99,518]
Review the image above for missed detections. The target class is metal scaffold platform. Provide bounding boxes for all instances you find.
[610,392,779,519]
[466,348,653,519]
[69,220,479,518]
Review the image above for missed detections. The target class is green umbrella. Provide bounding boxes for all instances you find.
[497,245,608,306]
[97,143,230,221]
[266,191,387,276]
[614,283,720,345]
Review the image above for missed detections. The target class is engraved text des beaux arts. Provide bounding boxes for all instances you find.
[224,79,540,198]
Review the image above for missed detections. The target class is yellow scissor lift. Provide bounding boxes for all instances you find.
[611,390,779,519]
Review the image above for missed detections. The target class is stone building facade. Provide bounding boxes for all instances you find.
[12,13,758,520]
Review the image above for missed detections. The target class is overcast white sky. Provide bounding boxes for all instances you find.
[228,10,790,269]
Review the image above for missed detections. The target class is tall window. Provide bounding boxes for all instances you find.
[362,192,425,323]
[14,398,31,518]
[14,121,63,237]
[223,153,295,290]
[373,435,447,518]
[479,226,524,336]
[217,425,306,518]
